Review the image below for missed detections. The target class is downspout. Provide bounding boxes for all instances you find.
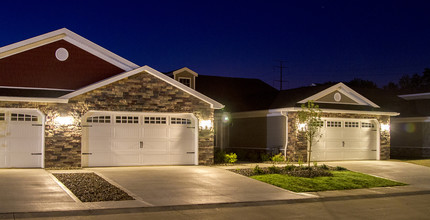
[281,111,288,159]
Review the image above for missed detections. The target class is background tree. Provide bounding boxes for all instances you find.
[297,101,323,167]
[347,78,378,89]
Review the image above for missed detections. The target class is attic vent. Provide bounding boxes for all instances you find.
[334,92,341,102]
[55,48,69,61]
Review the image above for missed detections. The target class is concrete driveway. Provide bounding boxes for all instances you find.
[88,166,313,206]
[0,169,76,213]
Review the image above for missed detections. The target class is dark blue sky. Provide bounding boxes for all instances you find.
[1,0,429,89]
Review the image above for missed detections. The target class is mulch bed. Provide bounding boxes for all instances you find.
[53,173,134,202]
[229,165,345,178]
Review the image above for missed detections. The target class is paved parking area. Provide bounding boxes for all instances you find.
[88,166,313,206]
[0,169,76,213]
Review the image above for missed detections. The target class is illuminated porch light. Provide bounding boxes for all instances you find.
[54,116,74,126]
[221,112,230,123]
[381,123,390,132]
[298,123,307,131]
[199,119,213,130]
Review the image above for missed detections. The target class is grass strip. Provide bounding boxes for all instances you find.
[53,173,134,202]
[251,171,407,192]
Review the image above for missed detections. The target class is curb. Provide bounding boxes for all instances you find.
[2,190,430,219]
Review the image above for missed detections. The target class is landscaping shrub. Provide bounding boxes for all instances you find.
[224,153,238,164]
[320,164,329,170]
[335,166,348,171]
[232,165,333,178]
[271,153,285,163]
[268,165,280,174]
[214,148,226,164]
[260,153,271,162]
[253,165,264,175]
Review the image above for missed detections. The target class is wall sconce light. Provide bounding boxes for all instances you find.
[54,116,74,126]
[381,123,390,132]
[298,123,307,131]
[221,112,230,124]
[199,119,213,130]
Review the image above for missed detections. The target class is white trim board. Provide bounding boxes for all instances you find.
[0,28,139,71]
[173,67,199,77]
[230,107,399,119]
[398,92,430,100]
[60,65,224,109]
[298,82,380,108]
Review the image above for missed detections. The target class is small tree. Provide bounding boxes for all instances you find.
[297,101,322,167]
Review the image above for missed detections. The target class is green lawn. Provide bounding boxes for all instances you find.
[394,159,430,168]
[251,171,406,192]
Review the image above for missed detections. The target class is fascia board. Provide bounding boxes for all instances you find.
[0,96,68,103]
[398,92,430,100]
[60,65,224,109]
[391,117,430,123]
[298,82,380,108]
[270,107,399,116]
[173,67,198,76]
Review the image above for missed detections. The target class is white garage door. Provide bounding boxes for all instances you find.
[82,112,197,167]
[312,118,378,161]
[0,109,44,168]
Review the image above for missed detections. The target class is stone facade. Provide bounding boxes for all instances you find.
[0,71,214,167]
[286,112,391,162]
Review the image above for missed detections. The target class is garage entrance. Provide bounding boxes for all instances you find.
[82,111,198,167]
[0,109,44,168]
[312,118,378,161]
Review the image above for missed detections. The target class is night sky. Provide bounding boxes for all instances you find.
[1,0,429,89]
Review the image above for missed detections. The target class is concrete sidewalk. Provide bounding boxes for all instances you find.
[0,161,429,216]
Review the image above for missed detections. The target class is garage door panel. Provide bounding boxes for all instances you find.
[170,128,194,139]
[114,126,140,139]
[89,126,112,137]
[88,152,113,166]
[143,127,168,138]
[142,140,169,154]
[314,118,378,161]
[170,154,194,164]
[9,153,41,167]
[0,110,43,168]
[89,140,112,152]
[83,112,197,166]
[142,155,170,165]
[112,152,140,166]
[113,141,139,151]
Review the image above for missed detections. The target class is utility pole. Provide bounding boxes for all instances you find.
[274,60,288,90]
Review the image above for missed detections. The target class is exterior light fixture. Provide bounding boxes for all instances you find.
[221,112,230,123]
[381,123,390,132]
[54,116,74,126]
[298,123,307,131]
[199,119,213,130]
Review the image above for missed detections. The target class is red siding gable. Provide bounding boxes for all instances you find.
[0,40,125,90]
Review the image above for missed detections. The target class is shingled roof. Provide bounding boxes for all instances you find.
[196,75,278,112]
[196,77,406,114]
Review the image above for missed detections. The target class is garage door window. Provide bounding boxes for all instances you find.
[10,113,38,122]
[0,113,4,121]
[87,116,111,123]
[144,117,167,124]
[345,121,359,128]
[361,122,375,128]
[116,116,139,124]
[171,117,191,125]
[327,121,342,127]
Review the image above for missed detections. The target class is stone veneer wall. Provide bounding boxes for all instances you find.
[286,112,391,162]
[0,71,214,167]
